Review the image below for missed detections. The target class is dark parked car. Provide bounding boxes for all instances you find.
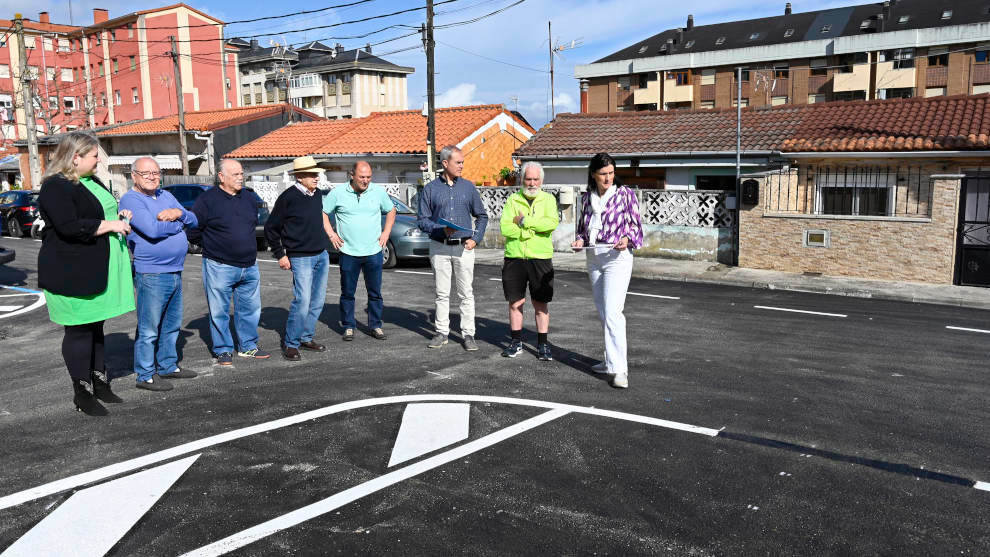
[0,190,40,237]
[322,192,430,269]
[162,183,270,252]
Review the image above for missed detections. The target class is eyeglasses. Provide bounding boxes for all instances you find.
[133,170,161,178]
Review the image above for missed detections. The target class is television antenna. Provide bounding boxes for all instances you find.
[548,21,582,120]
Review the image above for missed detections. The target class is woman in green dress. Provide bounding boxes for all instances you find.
[37,131,135,416]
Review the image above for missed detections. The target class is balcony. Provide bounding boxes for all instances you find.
[288,74,323,100]
[875,62,916,90]
[833,63,870,92]
[633,80,660,105]
[663,79,693,104]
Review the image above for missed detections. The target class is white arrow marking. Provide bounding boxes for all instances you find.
[2,454,200,557]
[181,409,569,556]
[388,403,470,467]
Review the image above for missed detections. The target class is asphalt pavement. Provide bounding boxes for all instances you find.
[0,235,988,555]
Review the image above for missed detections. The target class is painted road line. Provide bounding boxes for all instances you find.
[0,294,37,297]
[388,403,470,467]
[0,288,45,320]
[181,409,571,556]
[489,278,502,281]
[2,455,200,557]
[394,270,432,275]
[946,326,990,335]
[0,305,24,312]
[976,481,990,492]
[0,285,41,294]
[753,305,847,318]
[0,394,720,511]
[629,292,680,300]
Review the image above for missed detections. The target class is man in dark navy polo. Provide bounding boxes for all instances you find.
[417,145,488,351]
[189,159,270,365]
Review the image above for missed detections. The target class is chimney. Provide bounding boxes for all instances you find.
[93,8,109,24]
[335,43,344,56]
[250,39,259,49]
[580,80,589,113]
[687,15,694,30]
[676,28,684,45]
[365,42,371,54]
[785,3,792,15]
[39,12,49,24]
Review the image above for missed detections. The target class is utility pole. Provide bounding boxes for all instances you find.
[14,14,41,187]
[424,0,437,177]
[734,66,742,267]
[169,36,190,175]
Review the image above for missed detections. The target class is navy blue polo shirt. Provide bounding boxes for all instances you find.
[189,185,258,268]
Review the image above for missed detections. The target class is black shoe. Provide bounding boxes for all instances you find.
[91,370,123,404]
[136,374,175,392]
[160,368,198,379]
[299,340,326,352]
[501,340,523,358]
[537,343,553,361]
[73,379,109,416]
[282,345,302,361]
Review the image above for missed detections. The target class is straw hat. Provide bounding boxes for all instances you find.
[289,155,325,174]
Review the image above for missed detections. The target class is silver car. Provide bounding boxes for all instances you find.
[325,194,430,269]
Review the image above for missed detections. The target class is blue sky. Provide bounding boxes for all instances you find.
[4,0,866,128]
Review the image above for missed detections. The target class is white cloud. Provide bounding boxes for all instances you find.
[435,83,483,108]
[553,93,577,112]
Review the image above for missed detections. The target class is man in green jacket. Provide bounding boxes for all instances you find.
[500,161,560,360]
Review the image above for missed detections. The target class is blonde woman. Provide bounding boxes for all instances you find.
[37,131,135,416]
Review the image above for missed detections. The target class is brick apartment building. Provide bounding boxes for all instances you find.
[0,4,238,147]
[575,0,990,113]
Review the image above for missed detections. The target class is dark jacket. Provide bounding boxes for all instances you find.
[37,174,111,296]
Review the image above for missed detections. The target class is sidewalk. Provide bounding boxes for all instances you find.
[472,249,990,310]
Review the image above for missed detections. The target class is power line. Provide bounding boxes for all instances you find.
[436,40,546,73]
[434,0,524,29]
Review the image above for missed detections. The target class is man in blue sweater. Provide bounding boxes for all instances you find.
[188,159,271,365]
[265,156,331,361]
[120,157,199,391]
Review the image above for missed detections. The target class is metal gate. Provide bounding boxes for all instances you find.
[956,173,990,286]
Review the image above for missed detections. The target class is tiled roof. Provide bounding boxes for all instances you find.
[98,105,318,136]
[515,94,990,156]
[227,104,534,159]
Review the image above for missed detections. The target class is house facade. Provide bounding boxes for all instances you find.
[575,0,990,114]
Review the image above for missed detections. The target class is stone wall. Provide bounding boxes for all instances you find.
[739,162,962,284]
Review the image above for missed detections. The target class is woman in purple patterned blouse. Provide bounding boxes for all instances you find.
[571,153,644,389]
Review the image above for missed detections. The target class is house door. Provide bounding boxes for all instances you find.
[956,174,990,286]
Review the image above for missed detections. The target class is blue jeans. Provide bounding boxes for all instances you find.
[338,251,384,329]
[134,272,183,381]
[284,252,330,348]
[202,259,261,355]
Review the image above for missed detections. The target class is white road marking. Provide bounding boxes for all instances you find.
[0,287,45,320]
[181,409,570,556]
[2,455,200,557]
[0,294,36,298]
[489,278,502,281]
[0,394,720,511]
[388,403,470,467]
[628,292,680,300]
[946,326,990,335]
[753,305,847,318]
[0,305,23,312]
[394,270,432,275]
[976,481,990,492]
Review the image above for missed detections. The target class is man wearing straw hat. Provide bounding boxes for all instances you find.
[265,155,331,361]
[322,160,396,341]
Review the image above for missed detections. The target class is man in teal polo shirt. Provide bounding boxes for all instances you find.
[323,160,396,341]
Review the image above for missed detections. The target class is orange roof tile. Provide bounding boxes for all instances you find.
[227,104,534,159]
[98,104,318,136]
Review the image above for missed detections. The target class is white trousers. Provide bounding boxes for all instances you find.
[586,248,633,376]
[429,241,476,336]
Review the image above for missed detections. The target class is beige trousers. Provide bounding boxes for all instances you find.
[429,240,476,336]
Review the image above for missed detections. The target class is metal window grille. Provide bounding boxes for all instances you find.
[764,165,933,218]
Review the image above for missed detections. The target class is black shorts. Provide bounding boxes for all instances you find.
[501,258,554,303]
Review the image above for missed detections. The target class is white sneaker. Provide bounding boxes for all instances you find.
[611,374,628,389]
[590,360,611,374]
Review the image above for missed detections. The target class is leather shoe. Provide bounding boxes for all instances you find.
[282,346,301,361]
[299,340,326,352]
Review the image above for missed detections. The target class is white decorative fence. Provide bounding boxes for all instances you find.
[639,190,733,227]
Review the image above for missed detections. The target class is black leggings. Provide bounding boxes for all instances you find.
[62,321,105,381]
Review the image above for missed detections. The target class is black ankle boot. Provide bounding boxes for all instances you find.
[72,379,109,416]
[91,370,123,404]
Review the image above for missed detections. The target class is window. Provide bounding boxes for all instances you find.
[977,51,990,64]
[810,59,828,76]
[664,101,692,110]
[808,94,826,104]
[740,69,750,81]
[100,92,106,106]
[43,37,53,50]
[63,97,75,110]
[27,66,39,79]
[816,169,894,217]
[24,36,35,49]
[820,24,832,33]
[928,47,948,67]
[883,48,914,69]
[58,38,70,52]
[132,88,139,103]
[774,64,789,79]
[925,87,946,98]
[618,76,631,90]
[98,62,104,77]
[127,24,133,38]
[772,96,788,106]
[0,65,8,78]
[833,90,867,101]
[95,34,101,46]
[637,45,648,54]
[898,15,910,24]
[880,88,913,99]
[784,29,794,38]
[638,73,654,88]
[700,100,715,109]
[46,67,56,81]
[130,56,136,71]
[974,84,990,94]
[113,59,118,73]
[715,37,726,45]
[288,74,320,88]
[700,68,715,86]
[941,10,952,20]
[0,94,12,111]
[48,96,57,109]
[667,70,690,86]
[114,90,121,105]
[684,40,694,49]
[243,93,251,106]
[732,98,749,108]
[748,32,760,41]
[838,52,868,73]
[109,29,115,42]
